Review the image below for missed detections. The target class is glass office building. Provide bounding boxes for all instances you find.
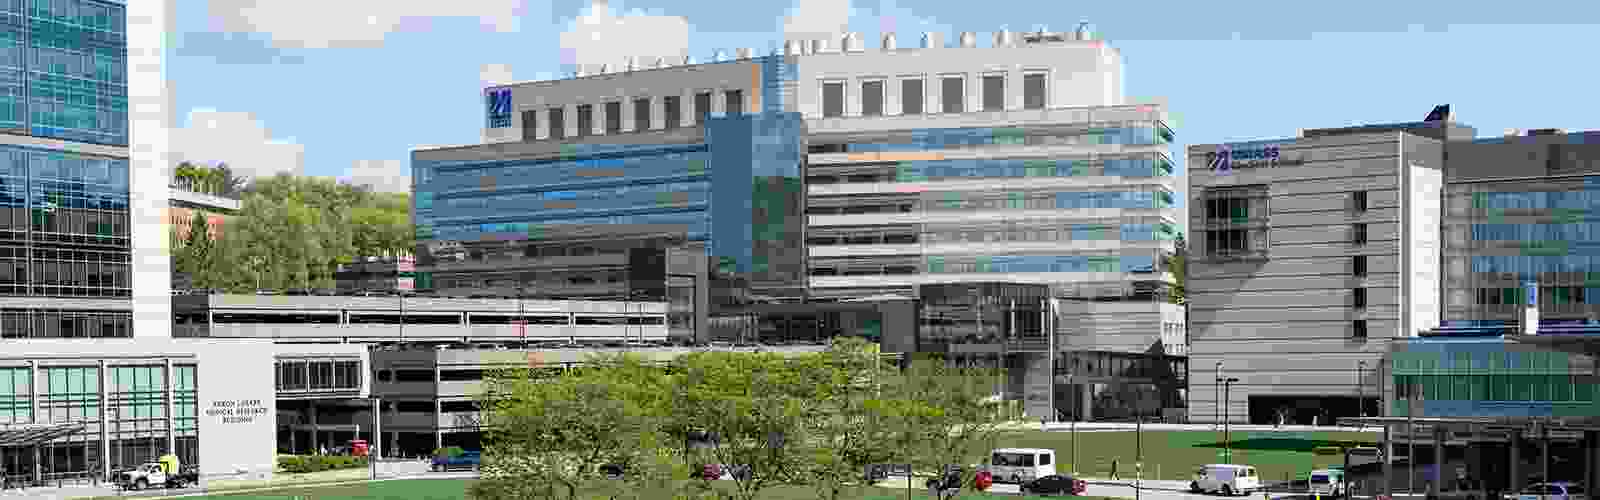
[0,0,132,339]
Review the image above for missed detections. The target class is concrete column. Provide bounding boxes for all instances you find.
[1080,383,1093,421]
[389,403,399,458]
[1584,431,1597,500]
[28,360,39,425]
[1431,427,1444,496]
[434,399,443,452]
[309,400,319,452]
[98,360,110,480]
[164,358,175,454]
[32,445,41,485]
[1510,430,1523,491]
[1383,424,1394,499]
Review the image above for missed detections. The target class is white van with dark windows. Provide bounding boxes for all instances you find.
[1191,464,1261,496]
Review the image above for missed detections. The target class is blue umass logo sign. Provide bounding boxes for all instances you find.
[1206,146,1290,174]
[486,88,512,128]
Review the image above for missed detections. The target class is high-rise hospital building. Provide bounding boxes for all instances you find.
[412,26,1189,421]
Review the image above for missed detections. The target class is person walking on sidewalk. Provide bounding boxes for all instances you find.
[1111,459,1120,480]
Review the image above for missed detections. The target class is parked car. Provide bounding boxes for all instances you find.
[431,450,481,471]
[1309,468,1346,497]
[1192,464,1262,496]
[1021,474,1087,497]
[1508,483,1586,500]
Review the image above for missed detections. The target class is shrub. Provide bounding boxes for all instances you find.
[1312,446,1344,456]
[277,455,370,474]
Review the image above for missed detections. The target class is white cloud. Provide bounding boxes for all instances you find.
[782,0,853,41]
[480,63,517,87]
[207,0,525,49]
[558,0,690,71]
[344,160,412,193]
[172,109,305,181]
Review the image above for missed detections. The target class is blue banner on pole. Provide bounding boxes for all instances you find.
[1524,281,1538,306]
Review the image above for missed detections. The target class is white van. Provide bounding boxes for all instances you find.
[989,448,1057,484]
[1191,464,1262,496]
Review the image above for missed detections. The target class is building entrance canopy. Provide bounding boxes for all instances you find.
[0,423,87,447]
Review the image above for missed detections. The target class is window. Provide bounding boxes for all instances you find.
[393,370,434,383]
[1353,288,1367,309]
[860,80,884,116]
[1023,73,1047,109]
[822,82,844,118]
[901,79,923,115]
[1205,229,1249,256]
[941,76,964,113]
[634,98,651,131]
[548,107,566,139]
[604,102,622,134]
[724,90,743,115]
[1353,255,1367,277]
[1353,190,1368,212]
[1353,223,1368,245]
[1352,319,1368,339]
[982,74,1004,111]
[1039,453,1052,466]
[576,104,593,137]
[663,96,681,129]
[520,110,537,141]
[695,92,713,122]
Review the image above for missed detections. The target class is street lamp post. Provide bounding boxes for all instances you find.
[1217,377,1240,463]
[1214,362,1224,427]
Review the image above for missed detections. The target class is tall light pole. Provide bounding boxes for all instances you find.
[1214,362,1224,426]
[1217,377,1240,463]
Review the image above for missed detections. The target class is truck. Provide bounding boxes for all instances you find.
[114,462,199,490]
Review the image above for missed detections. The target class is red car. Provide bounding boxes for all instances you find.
[1021,474,1087,496]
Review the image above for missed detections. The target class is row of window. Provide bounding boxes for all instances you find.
[809,156,1176,184]
[1469,223,1600,242]
[811,122,1174,154]
[821,72,1050,118]
[274,360,362,392]
[922,254,1159,274]
[437,182,710,213]
[421,155,708,196]
[0,150,128,186]
[0,364,194,425]
[806,223,1179,246]
[808,190,1176,215]
[422,211,711,243]
[1474,286,1598,305]
[1470,255,1600,276]
[9,0,127,34]
[1393,374,1596,402]
[512,90,743,139]
[0,308,130,338]
[1469,189,1600,211]
[194,312,668,326]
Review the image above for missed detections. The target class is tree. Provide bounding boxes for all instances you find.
[792,337,901,500]
[1169,233,1188,305]
[672,351,811,500]
[881,354,1006,499]
[471,355,675,500]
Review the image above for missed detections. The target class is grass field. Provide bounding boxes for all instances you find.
[985,429,1379,483]
[185,478,1124,500]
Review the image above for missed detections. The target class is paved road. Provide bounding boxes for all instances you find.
[983,479,1315,500]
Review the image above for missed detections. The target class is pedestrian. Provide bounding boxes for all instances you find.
[1111,458,1120,480]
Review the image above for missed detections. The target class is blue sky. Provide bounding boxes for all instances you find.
[167,0,1598,193]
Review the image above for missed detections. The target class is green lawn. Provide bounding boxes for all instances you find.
[982,429,1379,484]
[182,478,1124,500]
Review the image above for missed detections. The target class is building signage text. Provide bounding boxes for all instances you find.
[1207,145,1307,173]
[486,88,512,129]
[207,399,270,424]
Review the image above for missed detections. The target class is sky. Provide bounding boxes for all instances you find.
[167,0,1600,195]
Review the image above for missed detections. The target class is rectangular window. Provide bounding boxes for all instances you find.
[633,98,651,131]
[1353,255,1367,277]
[604,102,621,134]
[941,76,964,113]
[861,80,884,116]
[1353,223,1368,245]
[822,82,844,118]
[1353,287,1367,309]
[901,79,923,115]
[1023,73,1047,110]
[520,110,537,141]
[547,108,565,139]
[576,104,593,137]
[1353,190,1368,212]
[695,92,713,122]
[982,74,1004,111]
[1205,229,1249,256]
[663,96,681,129]
[724,90,743,116]
[1353,319,1368,339]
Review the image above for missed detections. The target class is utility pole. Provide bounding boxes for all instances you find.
[1358,360,1367,418]
[1218,377,1239,463]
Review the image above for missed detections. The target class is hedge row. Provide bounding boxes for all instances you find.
[278,455,370,473]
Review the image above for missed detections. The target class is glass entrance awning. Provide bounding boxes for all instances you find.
[0,423,87,447]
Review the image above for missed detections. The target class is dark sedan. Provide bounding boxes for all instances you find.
[1021,474,1087,496]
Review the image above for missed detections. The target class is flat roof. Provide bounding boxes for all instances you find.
[0,423,87,447]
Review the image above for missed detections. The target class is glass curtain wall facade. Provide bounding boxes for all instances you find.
[2,0,128,146]
[1390,339,1598,417]
[1444,176,1600,323]
[0,362,197,483]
